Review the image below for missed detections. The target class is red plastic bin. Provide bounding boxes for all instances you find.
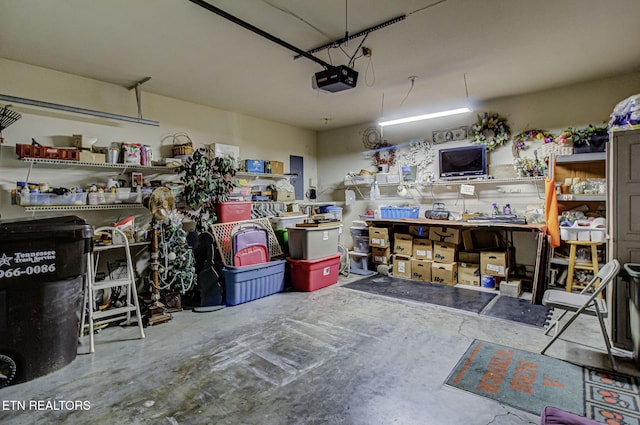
[215,201,252,223]
[287,253,341,292]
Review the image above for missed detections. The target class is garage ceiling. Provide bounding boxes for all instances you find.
[1,0,640,131]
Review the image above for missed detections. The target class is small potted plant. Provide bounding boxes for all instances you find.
[177,147,238,231]
[566,125,608,153]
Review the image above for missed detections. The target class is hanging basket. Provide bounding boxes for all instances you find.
[172,133,194,156]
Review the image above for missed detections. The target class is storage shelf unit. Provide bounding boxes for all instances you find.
[344,176,545,187]
[22,157,172,171]
[24,204,147,212]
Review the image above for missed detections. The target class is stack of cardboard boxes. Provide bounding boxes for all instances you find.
[368,224,509,287]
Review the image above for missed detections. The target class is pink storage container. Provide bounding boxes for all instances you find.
[287,253,341,292]
[215,201,252,223]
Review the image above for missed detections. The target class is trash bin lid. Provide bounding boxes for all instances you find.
[0,215,93,241]
[624,263,640,278]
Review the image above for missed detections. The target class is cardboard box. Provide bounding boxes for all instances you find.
[273,190,295,201]
[392,254,412,278]
[411,259,432,282]
[481,251,508,277]
[394,233,413,255]
[79,151,106,163]
[459,251,480,264]
[429,226,462,245]
[458,263,480,286]
[372,246,391,265]
[431,262,458,286]
[267,160,284,175]
[500,280,522,297]
[462,229,501,251]
[412,238,433,260]
[433,242,457,263]
[369,227,391,248]
[409,225,429,238]
[72,134,98,149]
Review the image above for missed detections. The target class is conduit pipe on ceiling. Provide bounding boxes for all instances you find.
[188,0,333,70]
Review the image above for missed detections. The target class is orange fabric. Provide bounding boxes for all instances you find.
[545,159,561,248]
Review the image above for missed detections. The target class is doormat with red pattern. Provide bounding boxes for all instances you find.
[446,340,640,424]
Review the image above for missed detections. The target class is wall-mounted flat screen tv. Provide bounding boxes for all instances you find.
[438,145,487,179]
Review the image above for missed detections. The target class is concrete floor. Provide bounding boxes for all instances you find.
[1,273,638,425]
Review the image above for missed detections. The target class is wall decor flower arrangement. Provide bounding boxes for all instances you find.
[470,112,511,151]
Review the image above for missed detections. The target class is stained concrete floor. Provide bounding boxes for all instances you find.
[1,273,639,425]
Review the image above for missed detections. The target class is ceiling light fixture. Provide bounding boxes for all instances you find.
[378,107,472,127]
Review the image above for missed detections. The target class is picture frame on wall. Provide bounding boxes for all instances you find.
[432,126,468,144]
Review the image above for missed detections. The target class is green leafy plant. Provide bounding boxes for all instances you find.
[177,148,238,231]
[565,124,608,146]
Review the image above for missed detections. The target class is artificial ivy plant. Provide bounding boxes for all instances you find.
[565,124,608,145]
[177,147,237,231]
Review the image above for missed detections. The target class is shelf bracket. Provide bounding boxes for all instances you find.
[127,77,152,121]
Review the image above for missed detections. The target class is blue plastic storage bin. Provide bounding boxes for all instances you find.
[222,259,286,306]
[380,206,420,219]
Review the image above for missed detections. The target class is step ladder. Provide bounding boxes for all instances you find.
[80,227,145,353]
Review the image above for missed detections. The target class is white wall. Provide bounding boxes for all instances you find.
[0,59,317,225]
[317,71,640,267]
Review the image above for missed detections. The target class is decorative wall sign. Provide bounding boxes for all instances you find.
[432,126,468,144]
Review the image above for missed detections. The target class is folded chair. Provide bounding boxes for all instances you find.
[541,259,621,370]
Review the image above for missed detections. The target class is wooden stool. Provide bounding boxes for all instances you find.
[565,240,603,293]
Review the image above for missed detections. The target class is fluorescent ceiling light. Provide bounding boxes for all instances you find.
[378,107,472,127]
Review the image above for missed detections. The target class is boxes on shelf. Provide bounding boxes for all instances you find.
[458,263,480,286]
[213,143,240,167]
[500,279,522,297]
[409,225,429,237]
[372,246,391,265]
[412,238,433,260]
[222,260,286,306]
[71,134,98,149]
[462,229,501,251]
[459,252,480,264]
[214,201,252,223]
[287,224,341,260]
[369,226,390,248]
[481,251,508,277]
[429,226,462,245]
[369,227,391,248]
[267,160,284,175]
[433,242,457,263]
[78,151,106,163]
[273,190,295,201]
[16,144,80,161]
[245,159,265,173]
[393,233,413,255]
[411,259,432,282]
[380,206,420,219]
[392,254,412,279]
[287,253,341,292]
[431,262,458,286]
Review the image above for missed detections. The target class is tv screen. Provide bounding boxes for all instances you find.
[438,145,487,179]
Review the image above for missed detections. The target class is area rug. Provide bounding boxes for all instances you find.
[480,296,553,328]
[342,275,496,314]
[446,340,640,423]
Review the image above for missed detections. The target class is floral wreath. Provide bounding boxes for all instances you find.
[371,141,396,168]
[512,129,555,157]
[470,112,511,151]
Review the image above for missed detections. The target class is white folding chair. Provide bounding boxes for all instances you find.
[541,259,621,370]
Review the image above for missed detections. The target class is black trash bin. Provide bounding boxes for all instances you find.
[0,215,92,387]
[624,263,640,367]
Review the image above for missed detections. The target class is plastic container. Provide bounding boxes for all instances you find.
[287,253,341,291]
[274,228,289,255]
[0,216,93,385]
[325,206,343,221]
[352,235,370,253]
[215,201,252,223]
[287,224,342,260]
[481,275,496,289]
[221,259,286,306]
[269,214,307,229]
[380,206,420,219]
